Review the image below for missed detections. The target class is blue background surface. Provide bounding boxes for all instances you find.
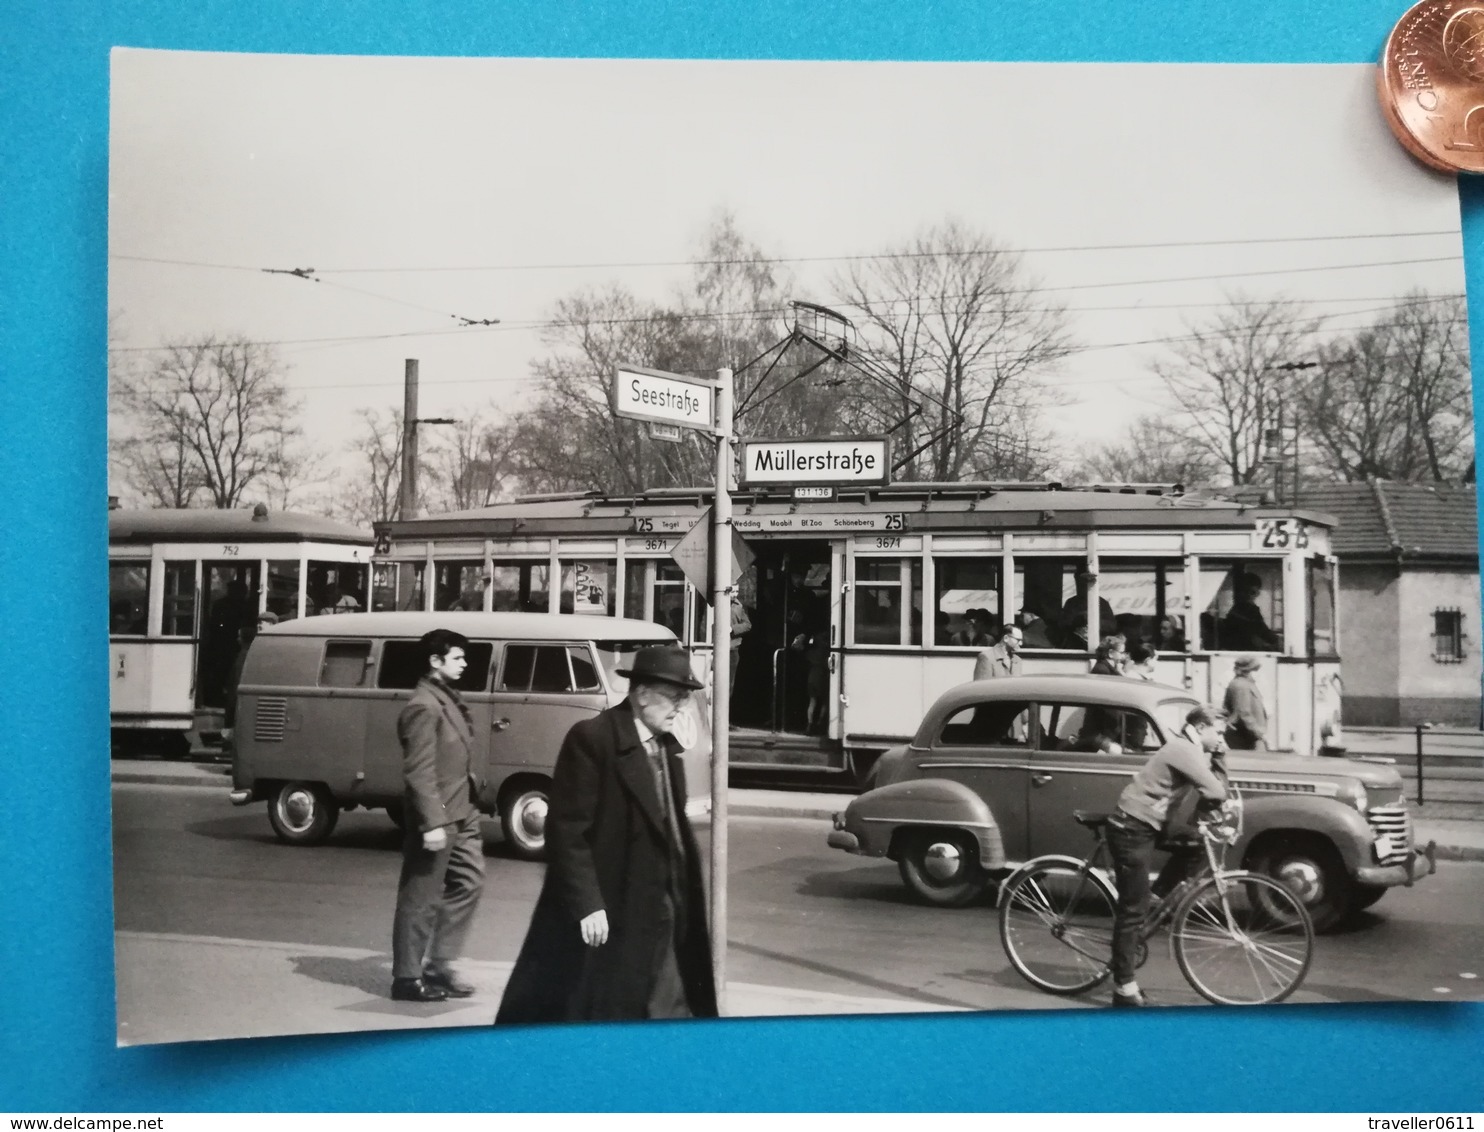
[2,0,1481,1112]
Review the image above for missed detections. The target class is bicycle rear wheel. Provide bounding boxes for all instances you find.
[998,859,1116,995]
[1171,871,1314,1005]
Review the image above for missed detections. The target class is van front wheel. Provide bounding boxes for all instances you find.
[499,783,550,861]
[267,781,339,845]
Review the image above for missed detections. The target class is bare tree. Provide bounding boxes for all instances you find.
[110,336,307,508]
[1067,413,1219,487]
[832,219,1075,481]
[1151,297,1319,486]
[335,408,414,527]
[425,411,521,512]
[1294,293,1473,483]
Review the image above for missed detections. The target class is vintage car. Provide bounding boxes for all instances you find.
[827,674,1434,931]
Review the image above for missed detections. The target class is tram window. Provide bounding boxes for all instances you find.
[434,560,486,612]
[854,557,922,646]
[1199,559,1283,652]
[560,560,616,616]
[934,557,1001,647]
[653,563,688,639]
[162,561,197,637]
[267,559,300,621]
[308,562,367,616]
[109,562,149,635]
[1098,559,1187,653]
[320,641,372,688]
[1013,559,1081,649]
[490,561,550,613]
[623,564,647,620]
[393,561,426,612]
[1307,557,1335,656]
[377,639,494,692]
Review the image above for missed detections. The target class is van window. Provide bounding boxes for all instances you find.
[568,646,601,691]
[376,639,494,692]
[321,641,372,687]
[593,639,677,694]
[501,643,590,694]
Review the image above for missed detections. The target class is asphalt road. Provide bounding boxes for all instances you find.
[113,784,1484,1020]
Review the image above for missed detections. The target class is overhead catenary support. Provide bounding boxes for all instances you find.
[399,359,420,521]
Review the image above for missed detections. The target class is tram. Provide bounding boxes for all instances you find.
[108,505,375,752]
[372,482,1343,776]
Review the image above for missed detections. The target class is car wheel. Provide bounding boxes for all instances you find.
[267,781,339,845]
[898,830,988,907]
[500,782,550,861]
[1250,836,1352,933]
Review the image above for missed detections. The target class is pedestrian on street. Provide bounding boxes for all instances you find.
[973,624,1023,680]
[1105,704,1231,1008]
[495,645,718,1024]
[1223,655,1269,750]
[390,628,487,1003]
[728,593,751,698]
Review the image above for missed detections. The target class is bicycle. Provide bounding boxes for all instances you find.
[997,803,1315,1006]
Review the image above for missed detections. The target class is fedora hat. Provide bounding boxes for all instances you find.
[1233,655,1262,674]
[616,645,705,690]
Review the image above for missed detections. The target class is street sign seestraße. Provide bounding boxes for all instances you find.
[613,364,717,434]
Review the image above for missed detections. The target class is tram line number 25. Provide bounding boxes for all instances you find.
[1260,519,1309,549]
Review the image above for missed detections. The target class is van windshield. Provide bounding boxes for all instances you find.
[594,639,672,694]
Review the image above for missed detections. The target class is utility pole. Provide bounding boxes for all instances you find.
[399,359,420,522]
[709,366,734,1014]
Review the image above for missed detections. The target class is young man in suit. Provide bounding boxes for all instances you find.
[496,645,717,1023]
[390,628,486,1003]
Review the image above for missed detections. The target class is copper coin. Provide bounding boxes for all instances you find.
[1378,0,1484,174]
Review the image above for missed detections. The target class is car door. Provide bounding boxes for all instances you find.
[1027,699,1165,859]
[915,695,1033,862]
[488,641,605,796]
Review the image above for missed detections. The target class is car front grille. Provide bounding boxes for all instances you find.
[1367,804,1412,865]
[254,697,288,743]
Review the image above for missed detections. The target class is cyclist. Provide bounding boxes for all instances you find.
[1105,704,1230,1007]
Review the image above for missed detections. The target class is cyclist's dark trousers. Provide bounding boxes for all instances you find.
[1106,816,1197,990]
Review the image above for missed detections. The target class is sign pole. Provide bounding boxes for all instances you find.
[709,367,733,1014]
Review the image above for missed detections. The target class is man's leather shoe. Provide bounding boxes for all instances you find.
[423,966,476,998]
[1111,988,1150,1007]
[391,977,448,1003]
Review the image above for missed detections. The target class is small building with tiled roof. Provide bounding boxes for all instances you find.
[1297,481,1480,727]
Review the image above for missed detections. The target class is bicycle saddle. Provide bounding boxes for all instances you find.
[1072,811,1110,829]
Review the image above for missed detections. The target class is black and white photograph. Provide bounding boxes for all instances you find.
[107,50,1483,1045]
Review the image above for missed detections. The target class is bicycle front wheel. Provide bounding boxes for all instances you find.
[998,860,1117,995]
[1172,871,1314,1006]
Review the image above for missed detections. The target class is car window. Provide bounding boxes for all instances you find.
[1037,701,1162,754]
[376,639,494,692]
[937,700,1031,747]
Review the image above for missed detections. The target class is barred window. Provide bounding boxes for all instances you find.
[1433,609,1466,663]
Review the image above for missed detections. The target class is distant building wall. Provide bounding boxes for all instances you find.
[1339,563,1401,726]
[1396,566,1482,727]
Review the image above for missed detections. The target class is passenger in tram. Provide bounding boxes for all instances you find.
[1090,634,1128,675]
[1058,569,1116,650]
[205,579,255,707]
[1155,615,1186,652]
[317,578,362,616]
[952,608,996,648]
[1220,573,1281,651]
[789,594,830,735]
[1015,609,1056,649]
[727,594,751,698]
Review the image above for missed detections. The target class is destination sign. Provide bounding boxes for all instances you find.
[633,513,907,534]
[740,437,889,485]
[613,365,716,433]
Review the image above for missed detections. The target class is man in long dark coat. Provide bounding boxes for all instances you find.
[496,645,717,1023]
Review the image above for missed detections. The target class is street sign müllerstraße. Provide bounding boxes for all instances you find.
[739,436,890,486]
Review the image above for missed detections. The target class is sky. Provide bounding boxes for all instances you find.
[108,53,1469,496]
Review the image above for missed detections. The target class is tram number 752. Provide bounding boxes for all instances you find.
[1260,519,1309,549]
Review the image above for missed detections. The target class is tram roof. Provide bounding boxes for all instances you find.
[109,507,373,546]
[379,483,1336,539]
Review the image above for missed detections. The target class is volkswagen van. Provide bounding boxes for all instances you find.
[828,674,1434,930]
[229,611,712,857]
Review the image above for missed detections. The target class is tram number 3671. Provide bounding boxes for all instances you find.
[1260,519,1309,549]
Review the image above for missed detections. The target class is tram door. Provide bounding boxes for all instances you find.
[195,560,260,710]
[732,540,833,736]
